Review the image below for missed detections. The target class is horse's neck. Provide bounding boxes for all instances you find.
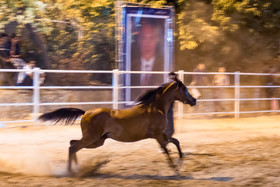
[155,92,174,115]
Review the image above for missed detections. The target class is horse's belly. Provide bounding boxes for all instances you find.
[108,134,145,142]
[105,118,148,142]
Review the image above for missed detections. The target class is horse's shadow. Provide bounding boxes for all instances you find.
[72,158,233,182]
[183,152,215,157]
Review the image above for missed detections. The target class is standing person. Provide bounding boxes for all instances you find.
[9,33,26,84]
[190,64,209,111]
[131,18,164,100]
[212,67,230,112]
[0,33,11,60]
[17,60,36,86]
[0,33,14,85]
[163,72,176,140]
[39,72,46,86]
[9,33,21,58]
[192,63,209,87]
[266,66,279,112]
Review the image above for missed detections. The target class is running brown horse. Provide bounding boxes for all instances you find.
[39,76,196,173]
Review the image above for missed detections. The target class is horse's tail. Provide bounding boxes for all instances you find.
[39,108,85,125]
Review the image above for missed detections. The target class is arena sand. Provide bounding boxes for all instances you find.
[0,115,280,186]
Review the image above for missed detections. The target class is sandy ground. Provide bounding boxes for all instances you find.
[0,115,280,186]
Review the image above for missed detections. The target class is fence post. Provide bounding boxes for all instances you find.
[112,69,119,110]
[33,68,40,124]
[178,70,184,119]
[234,71,240,118]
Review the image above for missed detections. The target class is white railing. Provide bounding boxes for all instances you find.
[0,68,279,125]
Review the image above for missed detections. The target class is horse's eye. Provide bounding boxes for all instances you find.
[185,88,189,95]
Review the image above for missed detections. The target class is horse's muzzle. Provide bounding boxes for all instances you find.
[183,96,196,106]
[190,101,196,106]
[190,98,197,106]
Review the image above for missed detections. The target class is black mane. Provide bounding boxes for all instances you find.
[136,82,175,107]
[136,87,163,106]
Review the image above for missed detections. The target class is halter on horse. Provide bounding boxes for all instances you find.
[39,77,196,173]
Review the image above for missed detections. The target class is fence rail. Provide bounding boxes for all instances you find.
[0,68,279,125]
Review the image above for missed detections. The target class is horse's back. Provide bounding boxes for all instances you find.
[82,108,112,123]
[109,106,165,141]
[80,108,112,135]
[110,105,146,119]
[80,106,165,142]
[82,106,145,120]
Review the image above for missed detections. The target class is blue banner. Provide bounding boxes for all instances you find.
[121,6,174,103]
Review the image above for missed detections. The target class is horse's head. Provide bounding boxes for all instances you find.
[137,75,196,108]
[173,77,196,106]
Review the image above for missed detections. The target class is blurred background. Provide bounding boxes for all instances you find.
[0,0,279,86]
[0,0,280,122]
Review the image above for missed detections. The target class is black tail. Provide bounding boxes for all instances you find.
[39,108,85,125]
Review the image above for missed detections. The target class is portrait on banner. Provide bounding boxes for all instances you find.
[122,7,173,102]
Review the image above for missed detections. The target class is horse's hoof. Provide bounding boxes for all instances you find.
[177,159,183,167]
[182,174,193,179]
[174,169,180,176]
[68,169,77,177]
[175,158,183,168]
[67,166,75,177]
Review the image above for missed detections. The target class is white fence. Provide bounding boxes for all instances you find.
[0,68,279,125]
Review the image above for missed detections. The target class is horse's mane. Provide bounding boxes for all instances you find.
[136,87,163,106]
[136,82,175,107]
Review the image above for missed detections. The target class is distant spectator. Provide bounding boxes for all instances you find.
[163,72,176,140]
[190,64,209,99]
[9,33,26,85]
[0,33,11,64]
[212,67,230,112]
[0,33,11,59]
[10,33,20,57]
[39,71,46,86]
[190,64,209,112]
[17,60,36,86]
[192,64,209,86]
[266,66,279,111]
[0,33,15,85]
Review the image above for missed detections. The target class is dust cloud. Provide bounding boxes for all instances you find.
[0,145,65,177]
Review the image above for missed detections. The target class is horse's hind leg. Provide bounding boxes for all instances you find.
[70,140,78,145]
[67,135,107,174]
[68,137,94,173]
[170,138,183,158]
[85,134,107,148]
[70,140,79,164]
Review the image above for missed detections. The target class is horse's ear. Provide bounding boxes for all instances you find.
[168,71,177,81]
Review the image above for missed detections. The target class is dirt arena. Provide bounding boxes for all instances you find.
[0,115,280,186]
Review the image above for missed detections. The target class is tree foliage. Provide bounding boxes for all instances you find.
[0,0,115,84]
[0,0,279,83]
[175,0,280,74]
[177,0,280,50]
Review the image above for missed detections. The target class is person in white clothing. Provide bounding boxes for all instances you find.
[17,60,36,86]
[212,67,230,112]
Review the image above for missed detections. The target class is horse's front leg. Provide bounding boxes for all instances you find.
[156,135,179,175]
[170,137,183,159]
[169,137,184,168]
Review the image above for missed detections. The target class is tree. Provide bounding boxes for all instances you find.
[0,0,115,84]
[175,0,280,73]
[1,0,279,85]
